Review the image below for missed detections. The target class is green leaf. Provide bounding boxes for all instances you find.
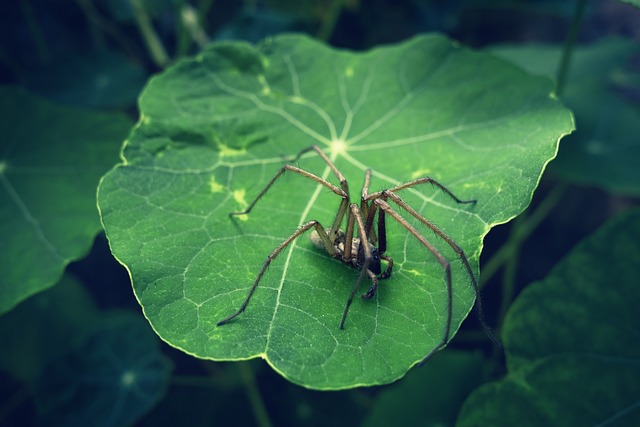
[24,49,146,109]
[34,311,173,427]
[618,0,640,8]
[0,86,131,314]
[457,209,640,427]
[98,33,573,389]
[0,273,99,383]
[490,38,640,195]
[362,351,488,427]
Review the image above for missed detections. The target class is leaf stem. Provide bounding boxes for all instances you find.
[21,0,49,65]
[316,0,345,41]
[238,362,273,427]
[556,0,587,96]
[197,0,216,29]
[130,0,170,68]
[481,183,566,288]
[180,2,210,50]
[74,0,142,60]
[497,216,522,329]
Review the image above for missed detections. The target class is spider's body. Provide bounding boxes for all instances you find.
[217,145,497,365]
[310,228,383,278]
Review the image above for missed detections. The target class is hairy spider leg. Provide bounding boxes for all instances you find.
[338,203,375,329]
[289,145,350,240]
[385,191,498,349]
[371,199,453,366]
[221,145,356,326]
[365,176,499,361]
[373,185,500,356]
[366,176,478,205]
[216,220,336,326]
[358,169,393,300]
[230,145,350,243]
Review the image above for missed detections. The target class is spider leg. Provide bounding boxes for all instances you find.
[339,203,372,329]
[361,270,380,300]
[364,176,477,205]
[377,203,393,279]
[229,164,346,217]
[293,145,351,238]
[291,145,348,193]
[372,198,453,365]
[380,255,393,279]
[360,202,392,299]
[381,191,500,357]
[360,169,377,244]
[230,145,350,243]
[217,220,335,326]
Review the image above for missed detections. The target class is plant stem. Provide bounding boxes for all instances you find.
[481,184,566,288]
[21,0,49,65]
[316,0,345,41]
[180,3,210,50]
[75,0,142,60]
[130,0,170,68]
[198,0,216,30]
[238,362,273,427]
[556,0,587,96]
[497,216,522,328]
[175,0,191,57]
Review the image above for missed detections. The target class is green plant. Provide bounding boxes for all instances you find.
[1,1,639,426]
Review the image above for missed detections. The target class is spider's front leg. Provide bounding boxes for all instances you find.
[360,200,393,300]
[360,254,394,300]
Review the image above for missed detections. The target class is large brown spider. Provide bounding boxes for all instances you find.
[217,145,496,365]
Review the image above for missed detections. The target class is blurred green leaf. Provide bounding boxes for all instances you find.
[98,33,573,389]
[490,38,640,195]
[618,0,640,8]
[0,86,131,314]
[362,351,488,427]
[0,274,98,383]
[457,209,640,427]
[24,49,146,109]
[34,312,173,427]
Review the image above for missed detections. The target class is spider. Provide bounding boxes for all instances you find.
[217,145,497,365]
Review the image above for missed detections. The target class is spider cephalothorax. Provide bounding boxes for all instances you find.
[217,145,497,365]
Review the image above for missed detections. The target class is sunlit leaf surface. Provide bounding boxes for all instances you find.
[98,34,573,389]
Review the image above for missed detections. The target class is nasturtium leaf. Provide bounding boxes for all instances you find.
[0,86,131,314]
[34,312,173,427]
[457,209,640,427]
[24,49,146,109]
[619,0,640,8]
[362,351,487,427]
[490,38,640,195]
[0,273,98,383]
[97,33,573,389]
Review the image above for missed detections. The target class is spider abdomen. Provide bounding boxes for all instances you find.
[310,228,381,275]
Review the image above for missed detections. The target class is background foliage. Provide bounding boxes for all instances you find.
[1,0,639,425]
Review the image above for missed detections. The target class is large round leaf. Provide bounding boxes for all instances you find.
[98,33,573,389]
